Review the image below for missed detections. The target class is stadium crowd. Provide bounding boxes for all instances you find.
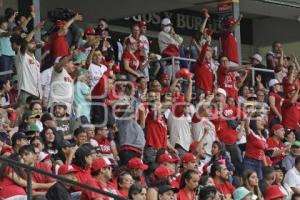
[0,5,299,200]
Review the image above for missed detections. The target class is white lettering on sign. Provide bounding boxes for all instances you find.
[124,12,209,31]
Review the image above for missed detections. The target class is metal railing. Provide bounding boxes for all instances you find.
[158,56,274,86]
[0,156,127,200]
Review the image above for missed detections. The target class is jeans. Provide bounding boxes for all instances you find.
[225,143,243,176]
[119,149,142,166]
[242,157,263,180]
[0,55,13,80]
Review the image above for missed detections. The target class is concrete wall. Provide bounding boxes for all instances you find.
[253,17,300,63]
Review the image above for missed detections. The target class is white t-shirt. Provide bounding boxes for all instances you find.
[88,63,107,90]
[48,68,74,112]
[15,51,42,98]
[284,167,300,191]
[167,112,193,151]
[41,67,53,99]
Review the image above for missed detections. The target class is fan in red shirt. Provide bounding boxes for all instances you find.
[94,126,114,159]
[210,88,244,174]
[127,157,148,186]
[210,161,235,198]
[50,14,82,60]
[193,41,214,96]
[80,157,119,200]
[19,145,56,195]
[220,15,243,65]
[243,112,268,180]
[281,85,300,131]
[159,73,170,95]
[268,79,284,125]
[71,145,93,192]
[217,56,249,103]
[281,65,300,96]
[267,124,288,165]
[177,170,199,200]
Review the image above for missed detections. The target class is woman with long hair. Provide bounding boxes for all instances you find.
[0,154,43,199]
[178,169,200,200]
[40,127,59,154]
[29,101,43,131]
[242,169,263,200]
[128,183,147,200]
[206,140,235,173]
[118,171,134,198]
[0,79,12,107]
[242,112,268,180]
[273,166,293,200]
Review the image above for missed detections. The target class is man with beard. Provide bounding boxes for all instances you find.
[15,22,44,105]
[52,102,71,140]
[210,161,235,198]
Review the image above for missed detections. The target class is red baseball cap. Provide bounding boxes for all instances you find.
[84,27,96,36]
[138,20,147,27]
[189,141,200,152]
[158,154,179,163]
[160,73,169,81]
[285,85,296,94]
[56,20,66,28]
[265,185,285,200]
[0,146,14,156]
[176,95,186,103]
[175,68,194,79]
[127,157,148,170]
[154,165,175,179]
[270,124,284,137]
[92,157,112,172]
[58,164,79,175]
[181,153,197,163]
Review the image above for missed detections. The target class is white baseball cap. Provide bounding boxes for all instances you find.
[161,18,172,26]
[252,53,262,63]
[268,79,280,88]
[217,88,227,97]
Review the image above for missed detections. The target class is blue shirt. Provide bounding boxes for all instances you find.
[0,29,15,56]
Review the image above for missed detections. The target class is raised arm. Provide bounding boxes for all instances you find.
[185,77,193,103]
[200,11,210,34]
[58,13,82,36]
[229,14,243,32]
[25,20,45,42]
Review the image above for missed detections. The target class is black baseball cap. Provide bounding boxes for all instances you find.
[158,185,179,194]
[41,112,54,123]
[11,132,27,146]
[199,186,217,199]
[60,140,75,149]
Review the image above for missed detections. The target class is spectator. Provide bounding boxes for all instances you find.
[157,153,178,171]
[284,156,300,194]
[198,185,218,200]
[265,185,286,200]
[15,23,44,105]
[158,18,183,84]
[11,131,28,153]
[52,102,71,139]
[242,169,263,200]
[0,79,12,107]
[268,79,283,126]
[50,14,82,60]
[158,185,178,200]
[128,183,147,200]
[81,157,118,200]
[282,141,300,171]
[210,161,235,198]
[118,172,134,198]
[46,164,78,200]
[0,18,15,80]
[29,101,44,131]
[127,157,148,185]
[233,187,253,200]
[40,127,59,154]
[273,165,293,199]
[267,124,287,165]
[178,169,199,200]
[259,166,276,197]
[211,88,244,175]
[94,126,114,160]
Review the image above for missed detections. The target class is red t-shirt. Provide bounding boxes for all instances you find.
[194,43,213,94]
[282,99,300,130]
[220,30,238,64]
[214,178,235,197]
[145,111,168,149]
[267,137,286,164]
[122,51,140,72]
[33,162,55,192]
[245,130,268,161]
[71,165,92,192]
[268,92,283,122]
[211,105,244,145]
[97,138,113,154]
[281,76,300,96]
[0,168,26,199]
[80,178,119,200]
[51,32,69,60]
[177,189,195,200]
[217,65,238,102]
